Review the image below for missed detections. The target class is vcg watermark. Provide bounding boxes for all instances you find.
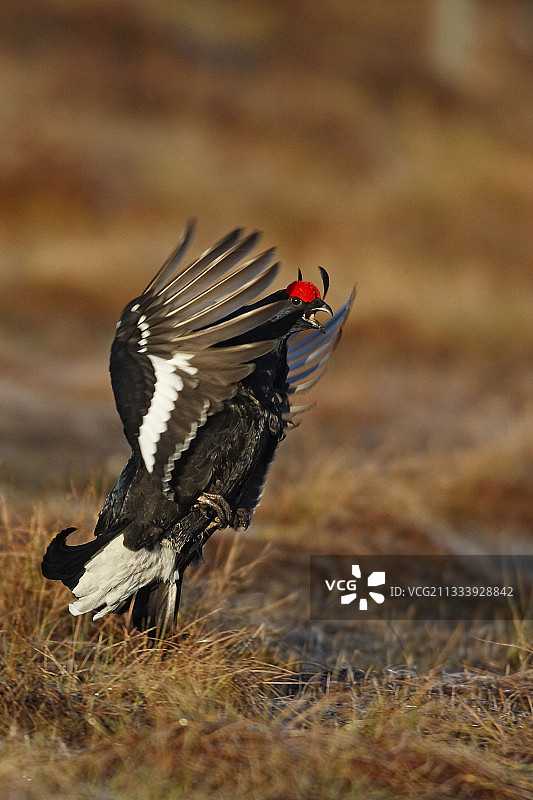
[310,555,533,621]
[325,564,386,610]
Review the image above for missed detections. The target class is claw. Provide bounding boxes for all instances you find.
[197,492,232,528]
[233,508,251,530]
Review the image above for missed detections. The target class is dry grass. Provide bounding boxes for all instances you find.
[1,499,532,800]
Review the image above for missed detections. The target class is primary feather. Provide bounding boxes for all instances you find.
[42,223,353,630]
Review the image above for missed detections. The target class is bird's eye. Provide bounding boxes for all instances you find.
[290,296,303,305]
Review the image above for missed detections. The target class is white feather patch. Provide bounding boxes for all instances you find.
[138,352,197,473]
[162,398,209,497]
[137,313,150,352]
[69,534,178,620]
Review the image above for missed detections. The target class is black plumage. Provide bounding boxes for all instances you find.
[42,222,354,630]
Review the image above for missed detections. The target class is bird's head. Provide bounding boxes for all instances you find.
[264,267,333,338]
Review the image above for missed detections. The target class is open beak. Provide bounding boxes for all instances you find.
[304,300,333,333]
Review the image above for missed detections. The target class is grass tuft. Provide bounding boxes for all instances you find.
[0,490,532,799]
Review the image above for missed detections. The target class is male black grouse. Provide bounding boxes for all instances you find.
[42,222,354,630]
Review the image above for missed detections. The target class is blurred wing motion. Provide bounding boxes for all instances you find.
[283,289,356,427]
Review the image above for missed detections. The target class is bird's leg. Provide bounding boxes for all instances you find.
[196,492,232,532]
[159,493,232,552]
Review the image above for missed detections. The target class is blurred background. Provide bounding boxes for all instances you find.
[0,0,532,565]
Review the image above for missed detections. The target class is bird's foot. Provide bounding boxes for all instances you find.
[197,492,232,531]
[232,508,251,530]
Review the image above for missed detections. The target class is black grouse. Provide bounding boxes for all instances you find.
[42,222,354,630]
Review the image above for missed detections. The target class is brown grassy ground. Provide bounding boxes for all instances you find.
[0,2,532,797]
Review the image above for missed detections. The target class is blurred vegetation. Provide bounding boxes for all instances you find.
[0,1,532,797]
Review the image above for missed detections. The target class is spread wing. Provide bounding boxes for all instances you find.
[283,288,356,428]
[110,222,285,497]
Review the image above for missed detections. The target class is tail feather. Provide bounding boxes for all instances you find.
[130,575,183,631]
[41,527,117,590]
[42,528,180,624]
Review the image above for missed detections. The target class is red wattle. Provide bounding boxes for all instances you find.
[286,280,321,302]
